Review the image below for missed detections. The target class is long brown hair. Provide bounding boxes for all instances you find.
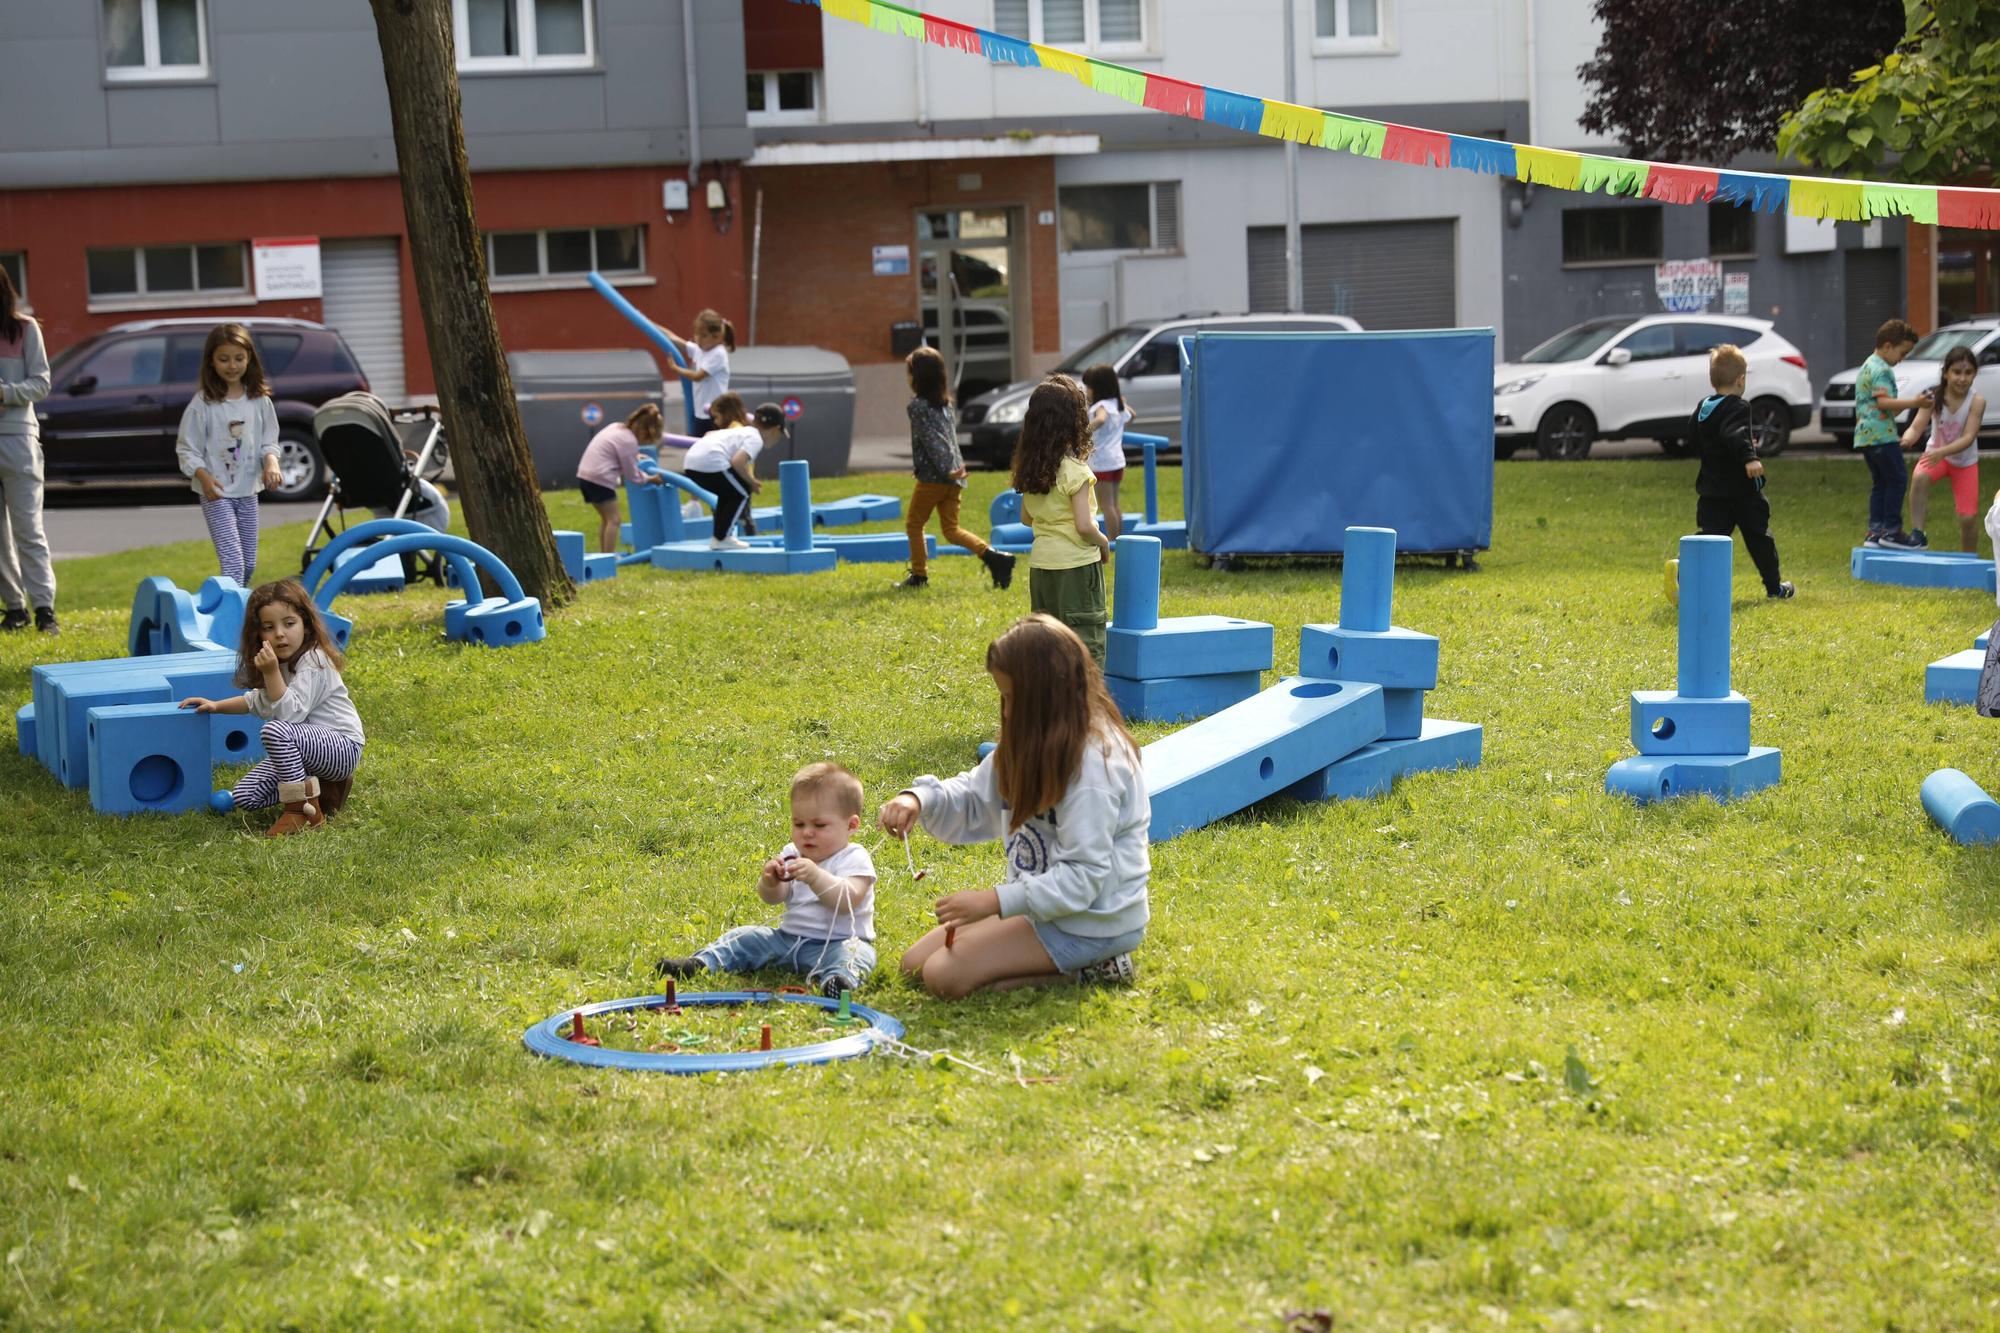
[0,264,21,343]
[235,578,346,688]
[986,614,1135,832]
[199,323,270,403]
[1081,362,1125,411]
[906,345,950,409]
[694,308,736,352]
[1010,374,1090,496]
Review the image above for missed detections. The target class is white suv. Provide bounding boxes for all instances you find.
[1494,315,1814,461]
[1819,319,2000,446]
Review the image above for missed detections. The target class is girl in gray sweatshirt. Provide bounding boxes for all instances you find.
[0,264,54,632]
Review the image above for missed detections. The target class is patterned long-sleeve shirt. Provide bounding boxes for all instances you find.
[908,397,964,486]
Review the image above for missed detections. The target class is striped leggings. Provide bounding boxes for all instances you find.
[200,494,261,584]
[232,719,363,810]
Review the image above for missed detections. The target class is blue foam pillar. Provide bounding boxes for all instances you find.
[627,477,663,551]
[1922,768,2000,845]
[780,460,814,553]
[1113,535,1162,632]
[1678,535,1732,699]
[1142,439,1160,526]
[1339,526,1397,633]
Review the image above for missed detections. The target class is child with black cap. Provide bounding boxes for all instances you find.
[680,394,792,550]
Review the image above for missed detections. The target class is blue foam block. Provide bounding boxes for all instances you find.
[457,597,546,648]
[1106,615,1274,681]
[749,493,902,528]
[581,553,618,583]
[1105,670,1261,724]
[331,546,406,595]
[1850,547,1998,592]
[1630,691,1752,756]
[619,521,633,547]
[553,530,587,581]
[1282,717,1483,802]
[648,541,838,575]
[1143,677,1385,842]
[1128,519,1189,550]
[1605,747,1781,804]
[48,660,238,788]
[31,650,231,775]
[16,703,34,758]
[86,702,212,815]
[1297,623,1441,690]
[1926,648,1983,705]
[1381,687,1425,741]
[1922,767,2000,845]
[1979,630,1991,650]
[819,533,933,564]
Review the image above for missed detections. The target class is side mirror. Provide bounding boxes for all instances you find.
[66,375,98,396]
[1603,348,1633,368]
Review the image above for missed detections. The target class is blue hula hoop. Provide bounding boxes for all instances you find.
[522,990,905,1074]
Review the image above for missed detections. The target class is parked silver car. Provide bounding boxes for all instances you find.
[956,312,1362,467]
[1819,318,2000,446]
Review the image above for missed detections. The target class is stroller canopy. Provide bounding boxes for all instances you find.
[314,391,414,510]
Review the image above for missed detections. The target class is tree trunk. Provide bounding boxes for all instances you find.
[369,0,572,607]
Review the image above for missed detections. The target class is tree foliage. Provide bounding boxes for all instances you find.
[1577,0,1904,163]
[1778,0,2000,183]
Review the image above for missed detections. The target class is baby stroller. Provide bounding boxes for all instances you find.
[302,392,451,582]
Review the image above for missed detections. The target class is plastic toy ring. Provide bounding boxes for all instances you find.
[523,990,904,1074]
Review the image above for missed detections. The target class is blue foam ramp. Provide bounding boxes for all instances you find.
[1282,717,1483,802]
[1106,670,1261,724]
[16,703,33,758]
[1143,678,1385,842]
[331,546,406,595]
[86,702,214,815]
[1850,547,1997,593]
[1382,687,1424,741]
[1298,624,1440,690]
[749,493,902,528]
[1106,615,1273,681]
[1630,691,1752,755]
[1922,768,2000,845]
[1927,649,1983,705]
[648,541,837,575]
[1605,748,1781,804]
[1129,519,1188,550]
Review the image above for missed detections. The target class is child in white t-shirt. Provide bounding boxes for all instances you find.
[1082,362,1134,542]
[657,762,879,996]
[680,395,791,549]
[657,308,734,433]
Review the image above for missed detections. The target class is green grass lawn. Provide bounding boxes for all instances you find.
[4,459,1999,1328]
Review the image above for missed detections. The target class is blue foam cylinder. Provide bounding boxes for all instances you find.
[1113,535,1161,632]
[586,271,698,435]
[1130,434,1167,525]
[779,460,814,553]
[1339,526,1397,632]
[1921,768,2000,845]
[1678,535,1732,699]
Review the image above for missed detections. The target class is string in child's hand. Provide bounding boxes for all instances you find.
[900,830,927,883]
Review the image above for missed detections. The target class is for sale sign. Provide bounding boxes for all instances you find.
[1654,259,1723,314]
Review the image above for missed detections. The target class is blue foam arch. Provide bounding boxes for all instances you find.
[303,518,481,603]
[314,533,525,609]
[522,990,905,1073]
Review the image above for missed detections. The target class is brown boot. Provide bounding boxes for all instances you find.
[267,778,326,838]
[318,774,354,817]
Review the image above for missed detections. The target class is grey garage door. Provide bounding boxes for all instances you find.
[321,238,407,405]
[1247,219,1457,329]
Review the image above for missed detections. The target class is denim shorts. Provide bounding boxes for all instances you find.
[1029,919,1146,973]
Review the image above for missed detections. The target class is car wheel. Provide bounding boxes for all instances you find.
[1494,439,1519,460]
[1750,398,1791,458]
[1535,405,1596,461]
[269,429,328,502]
[1657,437,1693,459]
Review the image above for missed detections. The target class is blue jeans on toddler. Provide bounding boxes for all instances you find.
[696,926,876,991]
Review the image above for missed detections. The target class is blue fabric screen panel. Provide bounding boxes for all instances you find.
[1180,330,1495,556]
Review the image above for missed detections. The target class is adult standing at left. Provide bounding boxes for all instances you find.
[0,265,55,634]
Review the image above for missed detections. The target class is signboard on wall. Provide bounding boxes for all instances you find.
[1654,259,1723,313]
[872,244,910,277]
[252,237,322,300]
[1723,272,1750,315]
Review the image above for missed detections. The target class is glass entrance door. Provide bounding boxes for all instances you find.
[917,209,1017,403]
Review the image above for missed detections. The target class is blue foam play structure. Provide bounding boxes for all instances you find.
[552,529,618,584]
[1607,535,1779,803]
[331,546,406,595]
[306,520,542,648]
[750,493,903,529]
[523,990,905,1073]
[128,575,248,656]
[649,460,838,575]
[1851,546,1997,593]
[87,700,260,815]
[987,490,1034,553]
[1180,330,1494,558]
[588,271,699,436]
[1922,768,2000,845]
[1924,625,1992,705]
[1102,535,1269,722]
[1124,434,1188,549]
[15,703,34,758]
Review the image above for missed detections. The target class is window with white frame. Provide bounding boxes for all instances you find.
[102,0,209,81]
[1058,182,1180,253]
[993,0,1146,53]
[484,226,643,284]
[746,70,820,124]
[0,253,24,304]
[86,243,247,300]
[1314,0,1386,46]
[454,0,593,71]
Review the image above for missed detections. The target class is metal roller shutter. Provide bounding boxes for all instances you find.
[321,239,407,405]
[1843,249,1903,369]
[1247,219,1457,329]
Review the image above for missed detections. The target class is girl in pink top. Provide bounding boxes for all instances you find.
[575,404,697,553]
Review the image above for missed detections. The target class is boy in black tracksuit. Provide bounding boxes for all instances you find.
[1690,344,1795,599]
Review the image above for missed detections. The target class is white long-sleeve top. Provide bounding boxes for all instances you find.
[0,319,49,436]
[243,649,365,746]
[908,733,1150,938]
[176,393,281,498]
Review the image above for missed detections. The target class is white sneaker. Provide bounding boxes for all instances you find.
[708,536,749,551]
[1073,953,1136,986]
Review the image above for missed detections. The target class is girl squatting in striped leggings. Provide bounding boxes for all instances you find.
[176,324,282,585]
[180,579,365,838]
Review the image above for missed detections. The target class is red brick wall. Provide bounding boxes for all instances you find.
[0,165,748,398]
[745,155,1059,367]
